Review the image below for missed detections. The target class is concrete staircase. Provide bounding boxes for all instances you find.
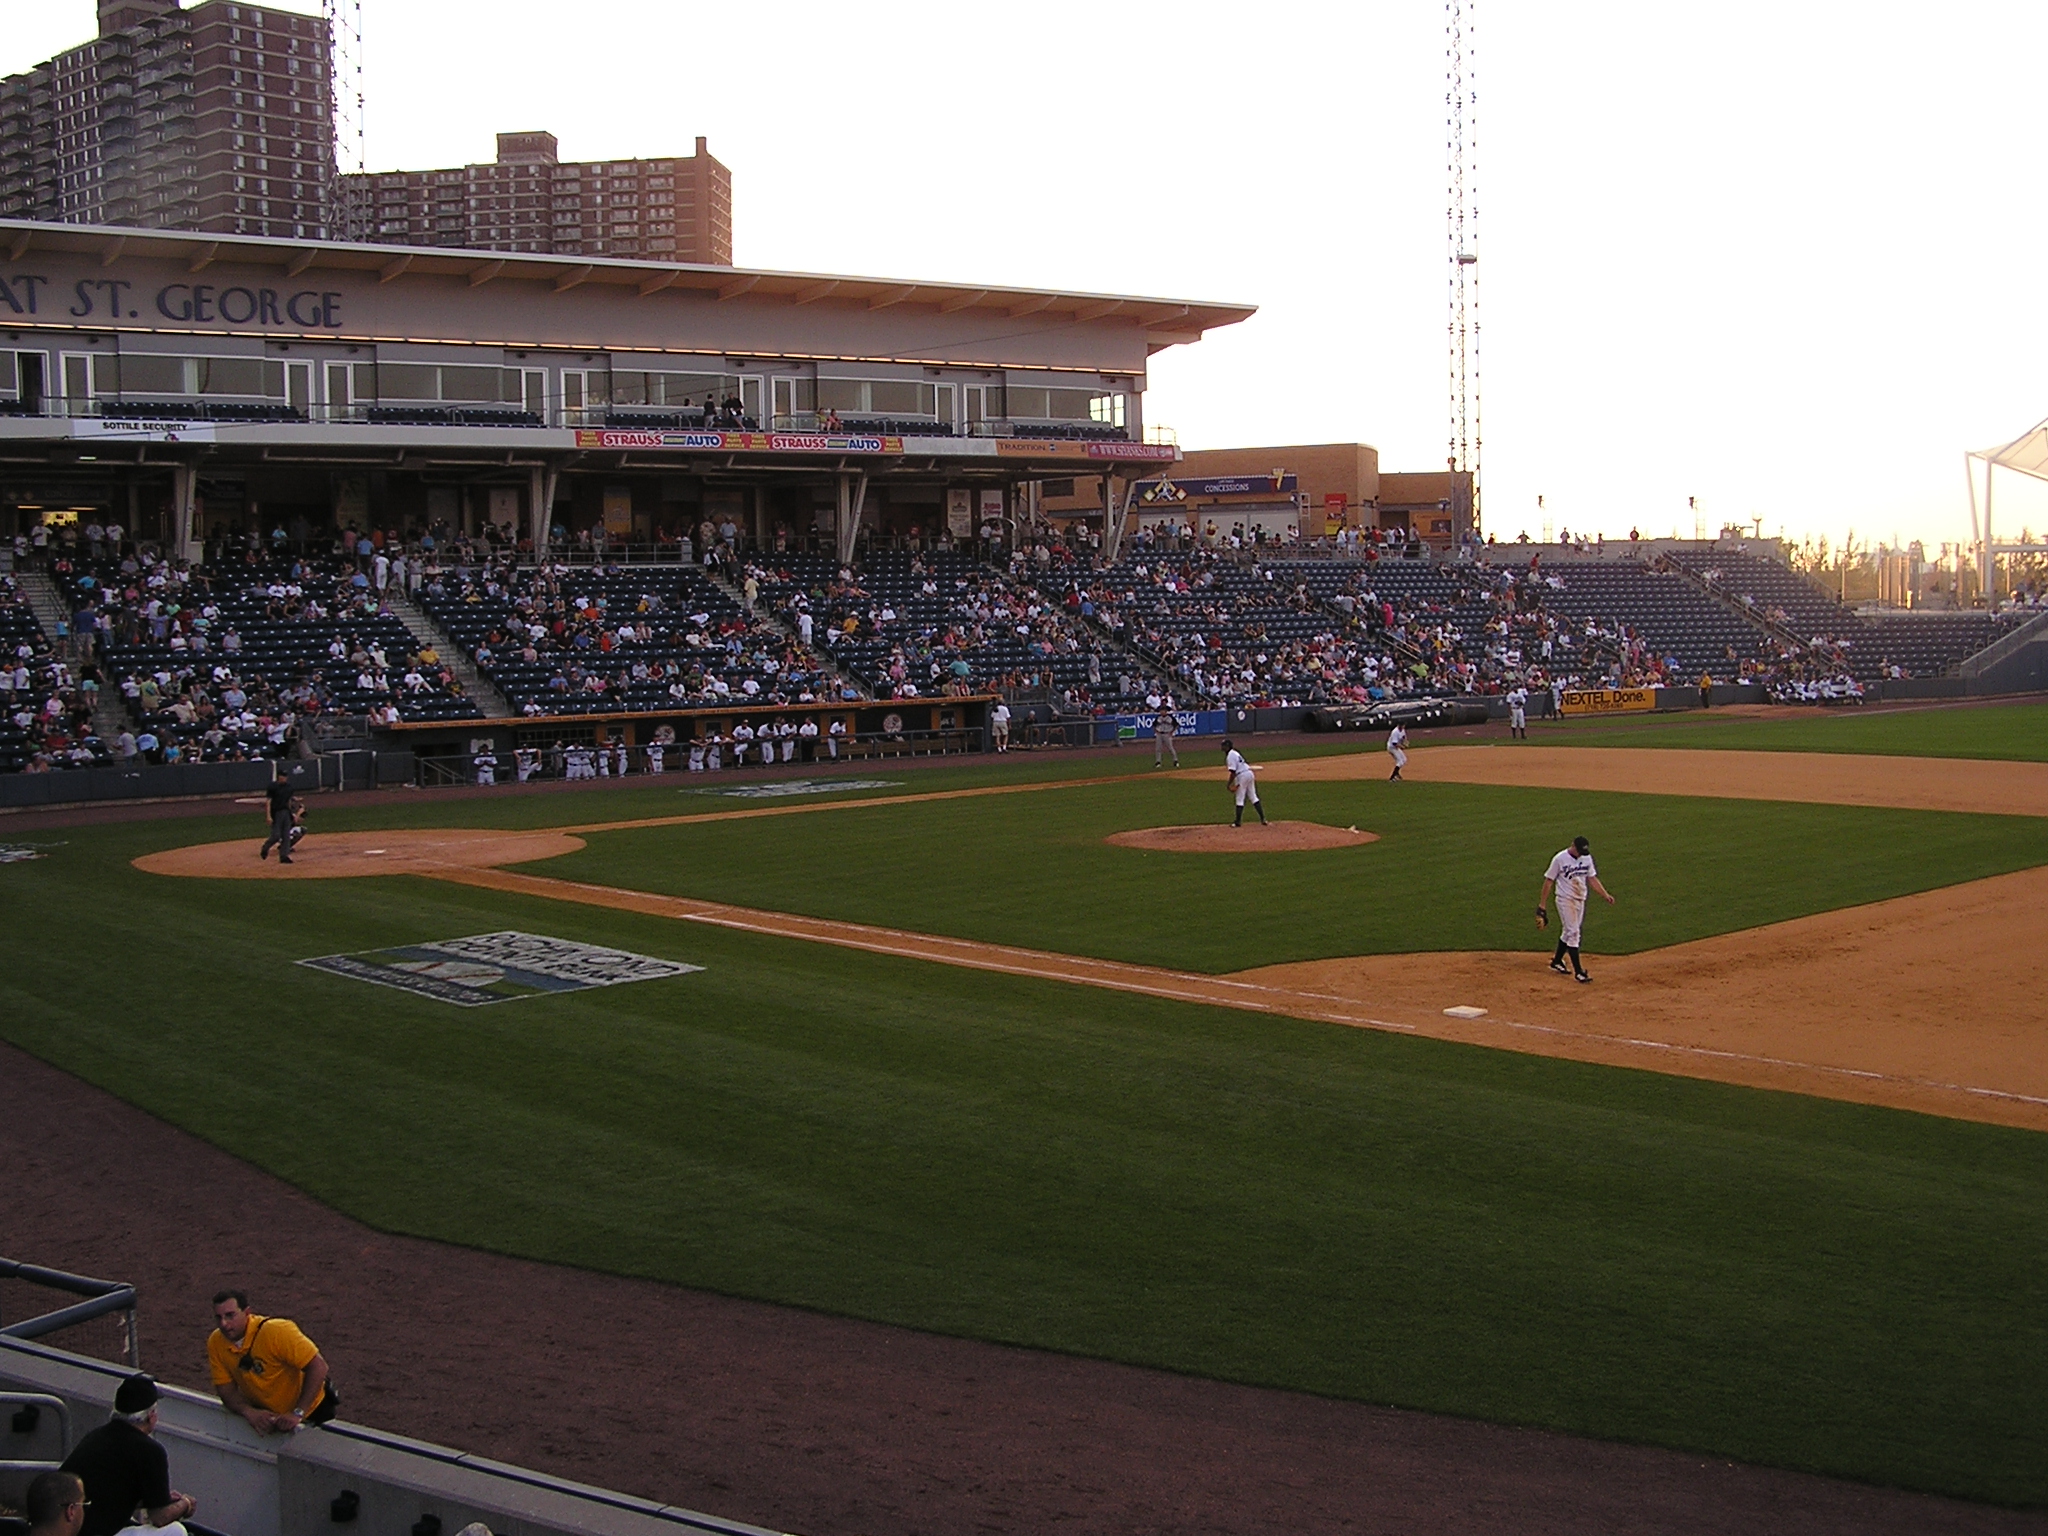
[379,588,516,718]
[17,568,134,741]
[712,562,869,700]
[15,567,74,649]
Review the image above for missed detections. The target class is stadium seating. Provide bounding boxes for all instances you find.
[1531,561,1779,679]
[0,575,59,771]
[1667,548,2032,679]
[422,562,823,715]
[756,551,1117,706]
[55,554,483,763]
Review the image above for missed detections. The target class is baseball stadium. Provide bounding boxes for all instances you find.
[1,67,2047,1536]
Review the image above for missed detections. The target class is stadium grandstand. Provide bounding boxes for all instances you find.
[2,216,2043,781]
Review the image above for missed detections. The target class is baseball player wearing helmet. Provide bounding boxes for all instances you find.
[1221,739,1267,827]
[1536,835,1615,982]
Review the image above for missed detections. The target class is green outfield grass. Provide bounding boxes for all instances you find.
[523,776,2048,972]
[1545,699,2048,759]
[3,762,2044,1507]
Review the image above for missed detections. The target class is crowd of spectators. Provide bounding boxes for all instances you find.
[424,555,840,715]
[753,550,1124,708]
[48,532,480,763]
[1,573,114,772]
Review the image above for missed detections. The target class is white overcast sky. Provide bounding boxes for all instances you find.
[17,1,2048,550]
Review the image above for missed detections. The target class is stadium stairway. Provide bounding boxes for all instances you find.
[16,569,72,650]
[17,570,131,739]
[1660,556,1799,651]
[382,589,515,718]
[718,561,872,700]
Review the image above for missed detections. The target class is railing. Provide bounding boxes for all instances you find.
[1960,607,2048,678]
[0,1259,139,1368]
[4,398,1143,442]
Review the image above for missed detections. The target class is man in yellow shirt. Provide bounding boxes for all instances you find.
[206,1291,334,1434]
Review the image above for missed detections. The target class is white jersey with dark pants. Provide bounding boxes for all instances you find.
[1545,846,1596,946]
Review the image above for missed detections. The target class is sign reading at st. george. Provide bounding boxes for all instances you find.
[0,272,344,331]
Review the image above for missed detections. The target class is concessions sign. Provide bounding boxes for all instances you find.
[1558,687,1657,716]
[574,429,903,454]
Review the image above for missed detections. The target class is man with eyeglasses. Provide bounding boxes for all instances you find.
[23,1472,87,1536]
[57,1376,196,1536]
[206,1290,334,1435]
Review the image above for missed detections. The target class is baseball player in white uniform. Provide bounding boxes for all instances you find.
[1386,723,1409,781]
[1221,739,1267,827]
[1536,835,1616,982]
[1507,686,1529,740]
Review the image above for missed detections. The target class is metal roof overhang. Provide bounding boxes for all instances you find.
[0,219,1255,356]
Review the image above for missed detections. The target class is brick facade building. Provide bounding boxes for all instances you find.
[341,130,733,267]
[0,0,336,239]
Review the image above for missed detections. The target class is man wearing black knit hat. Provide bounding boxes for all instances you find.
[59,1376,196,1536]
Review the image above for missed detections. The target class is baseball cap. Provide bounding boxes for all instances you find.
[113,1374,159,1414]
[1573,836,1591,854]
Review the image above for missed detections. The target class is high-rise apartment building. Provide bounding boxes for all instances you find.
[0,0,335,238]
[342,131,733,267]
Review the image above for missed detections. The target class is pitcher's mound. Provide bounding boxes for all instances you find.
[1106,821,1378,853]
[135,827,585,880]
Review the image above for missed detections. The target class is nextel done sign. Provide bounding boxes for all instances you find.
[0,271,344,331]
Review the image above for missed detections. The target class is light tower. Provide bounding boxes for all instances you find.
[323,0,366,241]
[1447,0,1480,532]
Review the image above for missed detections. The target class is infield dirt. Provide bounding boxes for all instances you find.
[132,745,2048,1131]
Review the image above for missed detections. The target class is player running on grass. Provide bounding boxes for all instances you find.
[1536,835,1615,983]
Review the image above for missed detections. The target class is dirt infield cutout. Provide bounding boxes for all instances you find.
[1253,743,2048,816]
[1106,821,1378,853]
[133,746,2048,1131]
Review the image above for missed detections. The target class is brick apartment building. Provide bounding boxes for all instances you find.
[342,130,733,267]
[0,0,336,239]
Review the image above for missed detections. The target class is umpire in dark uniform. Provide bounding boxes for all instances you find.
[258,766,297,865]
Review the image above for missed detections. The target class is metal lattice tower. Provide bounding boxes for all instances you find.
[1446,0,1480,529]
[323,0,365,241]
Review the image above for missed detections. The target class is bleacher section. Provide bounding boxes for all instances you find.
[57,555,482,762]
[1668,548,2033,679]
[1667,549,1856,645]
[0,575,56,771]
[1534,560,1780,679]
[758,551,1121,705]
[422,562,825,715]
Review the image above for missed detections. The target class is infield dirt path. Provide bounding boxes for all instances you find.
[135,740,2048,1130]
[1254,743,2048,815]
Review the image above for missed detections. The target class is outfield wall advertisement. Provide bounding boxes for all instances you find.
[1559,687,1658,716]
[1093,709,1228,743]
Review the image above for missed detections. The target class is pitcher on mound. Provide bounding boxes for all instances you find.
[1222,739,1267,827]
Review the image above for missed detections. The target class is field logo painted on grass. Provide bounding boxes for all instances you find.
[300,931,703,1007]
[691,778,902,800]
[0,842,62,863]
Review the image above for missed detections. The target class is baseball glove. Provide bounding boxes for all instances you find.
[1535,906,1548,928]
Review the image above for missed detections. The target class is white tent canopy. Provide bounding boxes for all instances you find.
[1972,415,2048,481]
[1963,414,2048,598]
